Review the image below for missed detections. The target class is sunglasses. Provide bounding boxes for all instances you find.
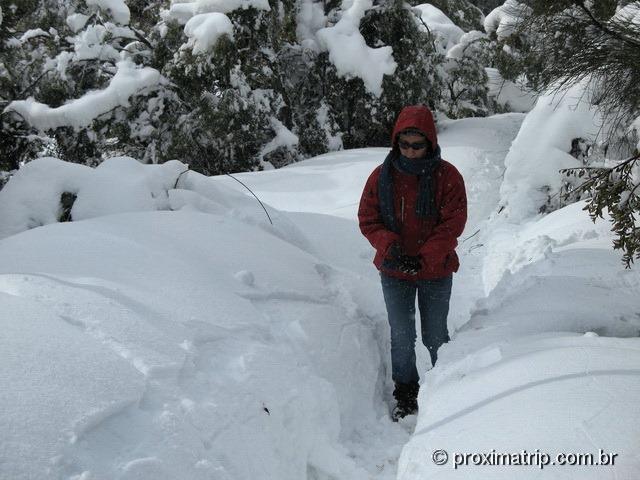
[398,140,428,150]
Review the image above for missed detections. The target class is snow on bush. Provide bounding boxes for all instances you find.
[4,60,162,131]
[0,157,189,238]
[183,12,234,53]
[66,13,90,33]
[86,0,131,24]
[484,0,529,40]
[316,0,396,96]
[414,3,464,52]
[259,117,299,167]
[296,0,326,51]
[614,2,640,25]
[161,0,271,24]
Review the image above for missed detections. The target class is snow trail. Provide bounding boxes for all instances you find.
[222,113,526,478]
[3,112,638,479]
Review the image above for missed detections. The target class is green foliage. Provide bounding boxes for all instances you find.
[0,0,497,181]
[331,0,444,148]
[441,35,491,118]
[561,154,640,267]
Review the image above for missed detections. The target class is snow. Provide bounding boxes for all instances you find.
[19,28,49,43]
[2,110,640,479]
[66,13,90,33]
[398,200,640,478]
[399,335,640,478]
[183,12,234,53]
[484,0,528,40]
[316,103,343,151]
[631,115,640,150]
[161,0,271,25]
[0,192,383,479]
[414,4,465,52]
[4,60,162,131]
[614,3,640,25]
[296,0,326,51]
[498,82,602,223]
[86,0,131,24]
[70,24,121,61]
[259,117,299,164]
[486,67,537,112]
[446,30,484,59]
[316,0,396,96]
[0,291,145,480]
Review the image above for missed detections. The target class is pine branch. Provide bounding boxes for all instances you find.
[576,1,640,49]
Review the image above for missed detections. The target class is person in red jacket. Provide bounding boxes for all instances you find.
[358,105,467,421]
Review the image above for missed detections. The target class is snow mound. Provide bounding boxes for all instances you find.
[0,156,310,255]
[0,212,383,479]
[497,82,602,222]
[399,334,640,479]
[0,152,394,479]
[399,194,640,479]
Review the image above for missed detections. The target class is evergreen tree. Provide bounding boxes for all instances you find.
[0,0,70,172]
[440,32,492,118]
[0,0,498,184]
[326,0,444,149]
[1,0,164,168]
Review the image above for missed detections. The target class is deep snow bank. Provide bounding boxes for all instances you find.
[0,157,388,480]
[397,178,640,479]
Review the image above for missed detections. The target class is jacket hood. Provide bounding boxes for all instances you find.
[391,105,438,150]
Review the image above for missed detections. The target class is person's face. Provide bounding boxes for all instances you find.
[398,133,428,159]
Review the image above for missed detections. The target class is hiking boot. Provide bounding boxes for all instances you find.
[391,381,419,422]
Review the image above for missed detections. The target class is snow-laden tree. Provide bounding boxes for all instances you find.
[0,0,71,173]
[486,0,640,265]
[1,0,164,168]
[1,0,503,181]
[322,0,444,148]
[424,0,485,31]
[441,30,491,118]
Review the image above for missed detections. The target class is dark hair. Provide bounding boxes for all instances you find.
[398,128,426,138]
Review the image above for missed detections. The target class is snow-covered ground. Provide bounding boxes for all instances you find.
[1,112,639,480]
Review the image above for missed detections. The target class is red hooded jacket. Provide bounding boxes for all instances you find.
[358,105,467,280]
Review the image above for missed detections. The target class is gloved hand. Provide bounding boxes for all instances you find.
[382,242,422,275]
[396,255,422,275]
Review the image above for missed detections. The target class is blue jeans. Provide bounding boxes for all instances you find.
[380,272,452,384]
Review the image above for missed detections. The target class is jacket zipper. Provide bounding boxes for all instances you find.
[401,197,405,224]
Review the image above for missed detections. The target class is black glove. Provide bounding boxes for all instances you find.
[382,243,422,275]
[396,255,422,275]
